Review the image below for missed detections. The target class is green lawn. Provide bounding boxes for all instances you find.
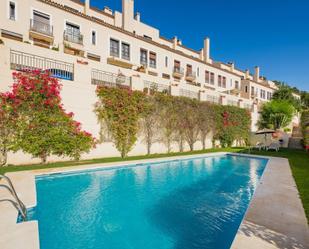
[1,147,308,222]
[0,147,240,175]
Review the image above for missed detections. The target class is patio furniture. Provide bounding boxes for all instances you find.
[253,142,266,151]
[267,142,280,152]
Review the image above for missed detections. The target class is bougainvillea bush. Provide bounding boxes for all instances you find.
[214,105,251,148]
[95,86,146,158]
[1,70,96,164]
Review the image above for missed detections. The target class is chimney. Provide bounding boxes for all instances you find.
[203,37,210,63]
[122,0,134,31]
[104,6,113,15]
[229,62,235,72]
[84,0,90,15]
[245,69,250,79]
[178,39,182,46]
[254,66,260,82]
[173,36,178,49]
[134,12,140,22]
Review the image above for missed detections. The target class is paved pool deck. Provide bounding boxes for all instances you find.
[0,152,308,249]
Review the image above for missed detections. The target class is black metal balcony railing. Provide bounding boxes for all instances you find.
[30,19,53,36]
[91,69,131,88]
[10,50,74,81]
[64,30,83,45]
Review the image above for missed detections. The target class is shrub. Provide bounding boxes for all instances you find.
[258,100,295,130]
[3,71,96,163]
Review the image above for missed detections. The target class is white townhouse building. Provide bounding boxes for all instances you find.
[0,0,286,164]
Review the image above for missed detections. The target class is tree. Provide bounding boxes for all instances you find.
[182,98,200,151]
[95,86,145,158]
[140,96,159,155]
[155,94,177,153]
[6,71,96,163]
[197,102,215,150]
[173,97,187,152]
[258,100,295,130]
[272,85,301,111]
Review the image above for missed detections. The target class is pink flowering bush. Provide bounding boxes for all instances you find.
[1,70,96,164]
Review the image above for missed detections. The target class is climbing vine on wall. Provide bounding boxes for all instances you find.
[95,86,146,158]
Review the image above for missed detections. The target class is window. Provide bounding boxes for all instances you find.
[267,92,272,100]
[110,38,119,57]
[174,60,180,69]
[205,71,210,83]
[235,81,239,89]
[260,90,266,99]
[149,52,156,68]
[65,22,82,44]
[222,77,226,88]
[165,56,168,67]
[121,42,130,60]
[140,49,148,66]
[245,86,248,93]
[186,64,192,75]
[32,10,51,35]
[9,1,16,20]
[197,67,199,77]
[218,75,222,87]
[91,31,96,45]
[251,86,255,95]
[210,72,215,85]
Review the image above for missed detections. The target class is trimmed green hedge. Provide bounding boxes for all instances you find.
[301,110,309,148]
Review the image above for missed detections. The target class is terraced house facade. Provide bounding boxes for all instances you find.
[0,0,282,164]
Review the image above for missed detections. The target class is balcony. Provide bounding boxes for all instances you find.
[185,71,196,82]
[10,50,74,81]
[91,69,131,89]
[63,30,83,45]
[173,67,184,79]
[29,19,53,44]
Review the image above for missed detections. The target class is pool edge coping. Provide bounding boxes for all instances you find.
[0,152,308,249]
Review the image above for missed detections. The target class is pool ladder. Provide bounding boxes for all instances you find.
[0,174,28,221]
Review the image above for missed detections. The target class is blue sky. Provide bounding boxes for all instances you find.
[89,0,309,91]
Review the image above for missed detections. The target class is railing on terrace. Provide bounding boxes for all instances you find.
[186,71,196,78]
[206,95,220,104]
[243,103,252,110]
[227,100,239,107]
[10,50,74,81]
[173,67,184,75]
[91,69,131,88]
[63,30,83,45]
[30,19,53,36]
[179,88,199,100]
[144,81,170,93]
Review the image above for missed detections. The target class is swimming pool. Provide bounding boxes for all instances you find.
[28,154,268,249]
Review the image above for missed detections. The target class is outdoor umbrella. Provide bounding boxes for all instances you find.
[255,128,276,146]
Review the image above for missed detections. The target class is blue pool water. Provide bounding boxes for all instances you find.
[28,155,267,249]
